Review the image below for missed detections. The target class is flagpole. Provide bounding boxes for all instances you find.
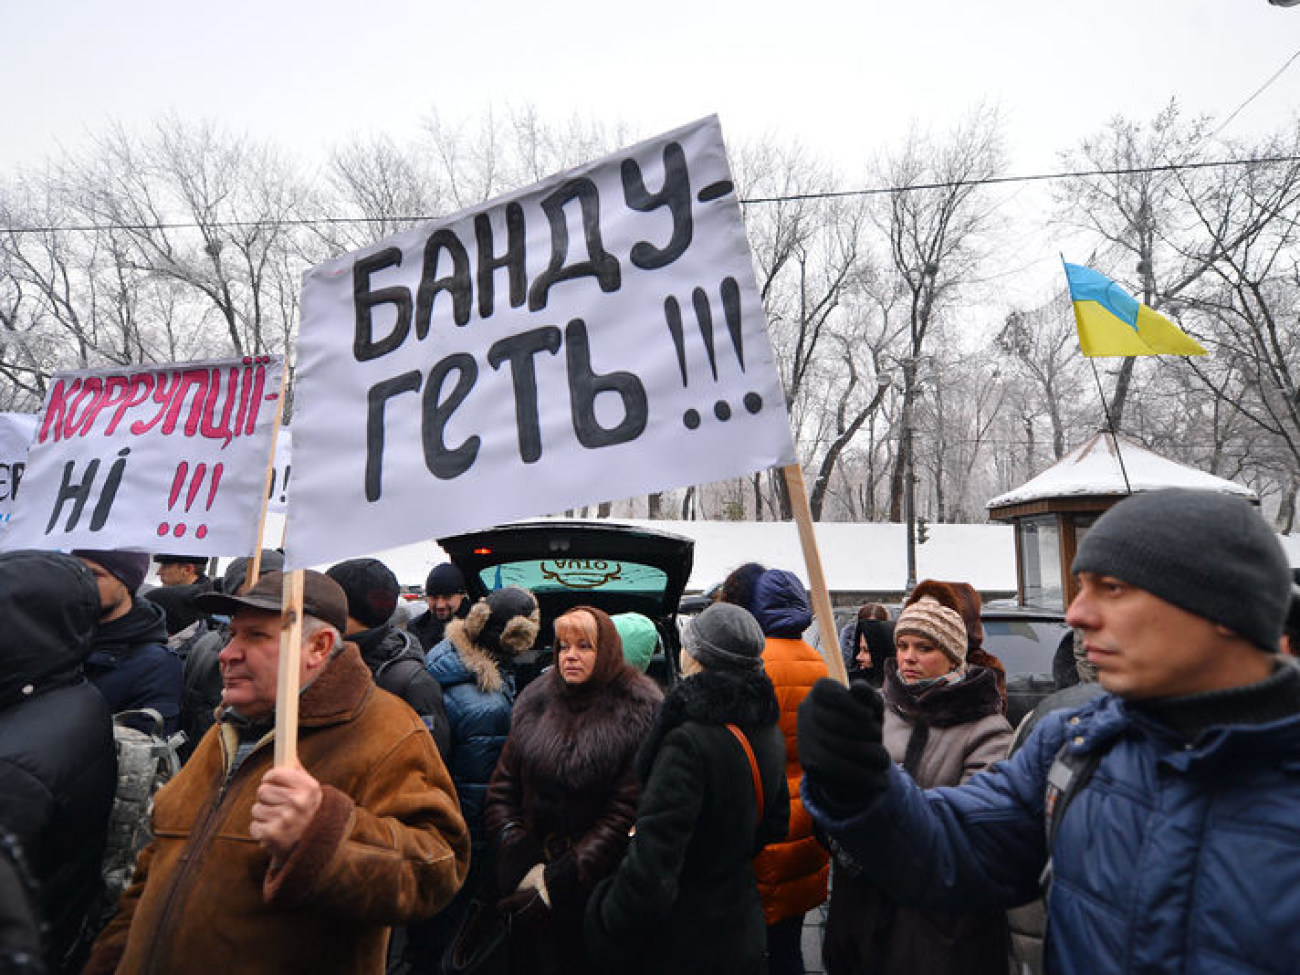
[1087,356,1133,496]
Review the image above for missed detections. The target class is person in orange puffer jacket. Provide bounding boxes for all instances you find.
[718,562,830,975]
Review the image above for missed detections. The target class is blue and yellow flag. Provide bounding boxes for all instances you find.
[1064,262,1206,357]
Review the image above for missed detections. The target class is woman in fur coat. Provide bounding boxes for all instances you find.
[821,580,1013,975]
[485,606,663,975]
[585,602,789,975]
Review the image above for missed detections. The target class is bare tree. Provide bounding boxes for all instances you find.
[995,290,1090,460]
[875,107,1006,523]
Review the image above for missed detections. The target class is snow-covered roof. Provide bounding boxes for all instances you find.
[258,512,1016,595]
[986,431,1256,510]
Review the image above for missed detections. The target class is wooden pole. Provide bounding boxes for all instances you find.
[248,361,288,590]
[273,569,305,768]
[781,464,849,686]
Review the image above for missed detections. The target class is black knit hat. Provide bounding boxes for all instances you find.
[326,558,399,629]
[425,562,467,596]
[154,554,209,569]
[72,549,149,594]
[1072,488,1290,652]
[684,603,766,672]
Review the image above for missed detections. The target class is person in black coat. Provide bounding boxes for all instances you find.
[325,558,452,759]
[410,562,471,653]
[0,550,117,975]
[142,555,214,637]
[586,602,789,975]
[74,549,183,735]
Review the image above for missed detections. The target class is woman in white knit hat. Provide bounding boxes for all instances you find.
[821,580,1013,975]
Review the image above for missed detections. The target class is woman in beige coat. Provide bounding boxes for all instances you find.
[821,580,1012,975]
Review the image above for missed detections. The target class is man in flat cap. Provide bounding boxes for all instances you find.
[144,554,215,637]
[86,570,470,975]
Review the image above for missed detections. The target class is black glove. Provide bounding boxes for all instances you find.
[798,677,891,818]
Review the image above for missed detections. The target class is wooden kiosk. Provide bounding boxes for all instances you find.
[986,431,1257,611]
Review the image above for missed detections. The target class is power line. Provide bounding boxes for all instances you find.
[1210,45,1300,139]
[738,154,1300,204]
[3,155,1298,236]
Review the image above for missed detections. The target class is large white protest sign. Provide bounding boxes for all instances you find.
[267,428,292,514]
[285,116,796,569]
[0,412,38,540]
[2,357,284,555]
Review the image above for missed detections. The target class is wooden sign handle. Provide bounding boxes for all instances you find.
[273,569,305,767]
[782,464,849,685]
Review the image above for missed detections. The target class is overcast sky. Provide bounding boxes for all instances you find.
[6,0,1296,169]
[4,0,1297,309]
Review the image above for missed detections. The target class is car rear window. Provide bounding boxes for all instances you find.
[982,618,1068,678]
[476,558,669,597]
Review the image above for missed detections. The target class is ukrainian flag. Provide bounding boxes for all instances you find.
[1064,262,1206,357]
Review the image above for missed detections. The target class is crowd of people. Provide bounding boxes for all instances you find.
[1,487,1299,974]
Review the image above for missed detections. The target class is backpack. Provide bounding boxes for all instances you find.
[100,709,186,912]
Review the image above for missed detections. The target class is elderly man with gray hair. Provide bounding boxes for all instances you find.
[86,570,469,975]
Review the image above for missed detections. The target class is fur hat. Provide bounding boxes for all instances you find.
[684,602,766,672]
[73,549,149,594]
[464,586,539,658]
[326,558,399,629]
[1073,488,1290,652]
[896,580,969,668]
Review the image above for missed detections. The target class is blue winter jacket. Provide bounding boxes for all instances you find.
[424,632,516,846]
[804,691,1300,974]
[84,596,184,734]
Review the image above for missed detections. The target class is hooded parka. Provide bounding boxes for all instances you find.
[0,550,115,975]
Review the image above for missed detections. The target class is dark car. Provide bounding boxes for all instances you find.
[980,605,1074,728]
[436,520,695,689]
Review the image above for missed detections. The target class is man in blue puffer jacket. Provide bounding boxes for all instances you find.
[799,488,1300,974]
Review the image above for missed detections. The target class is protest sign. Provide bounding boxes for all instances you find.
[2,357,284,555]
[267,428,292,514]
[286,115,797,568]
[0,412,38,540]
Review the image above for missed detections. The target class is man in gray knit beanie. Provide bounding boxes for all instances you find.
[1069,487,1291,699]
[798,485,1300,972]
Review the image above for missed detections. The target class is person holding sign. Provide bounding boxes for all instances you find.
[84,570,470,975]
